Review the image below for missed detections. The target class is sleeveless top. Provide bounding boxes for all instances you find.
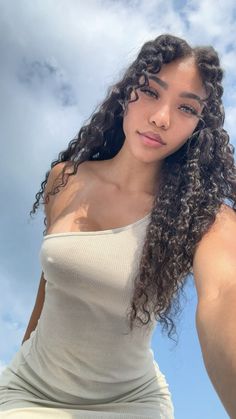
[19,213,161,402]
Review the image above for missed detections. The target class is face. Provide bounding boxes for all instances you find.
[122,56,206,163]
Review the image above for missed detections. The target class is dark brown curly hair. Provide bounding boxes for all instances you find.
[30,34,236,341]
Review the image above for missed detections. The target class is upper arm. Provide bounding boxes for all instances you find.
[22,271,47,343]
[192,204,236,303]
[34,271,47,310]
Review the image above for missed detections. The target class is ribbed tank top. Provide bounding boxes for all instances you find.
[21,212,160,403]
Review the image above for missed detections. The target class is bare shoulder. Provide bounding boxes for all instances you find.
[45,161,93,194]
[192,203,236,301]
[43,160,96,230]
[43,163,66,229]
[214,202,236,225]
[45,162,68,189]
[193,203,236,249]
[201,203,236,238]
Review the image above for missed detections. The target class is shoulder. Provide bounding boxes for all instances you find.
[45,161,91,193]
[45,162,68,187]
[192,203,236,302]
[43,161,94,223]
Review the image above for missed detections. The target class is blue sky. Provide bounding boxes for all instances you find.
[0,1,236,418]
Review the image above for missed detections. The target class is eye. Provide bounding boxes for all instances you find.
[179,104,199,116]
[140,87,159,99]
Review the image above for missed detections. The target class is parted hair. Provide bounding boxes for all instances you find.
[30,34,236,341]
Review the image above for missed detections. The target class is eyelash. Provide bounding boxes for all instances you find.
[139,87,199,117]
[140,87,159,99]
[179,105,199,116]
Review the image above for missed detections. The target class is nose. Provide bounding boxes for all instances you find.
[149,105,171,130]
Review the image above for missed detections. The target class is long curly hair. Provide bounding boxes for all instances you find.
[30,34,236,341]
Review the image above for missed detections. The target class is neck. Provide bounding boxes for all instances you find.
[102,144,163,196]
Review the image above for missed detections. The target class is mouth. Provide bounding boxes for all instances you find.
[138,131,166,145]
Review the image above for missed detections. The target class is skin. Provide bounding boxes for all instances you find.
[193,204,236,418]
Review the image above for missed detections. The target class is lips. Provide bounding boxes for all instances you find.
[138,131,166,145]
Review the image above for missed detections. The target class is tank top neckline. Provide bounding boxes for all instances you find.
[44,212,151,240]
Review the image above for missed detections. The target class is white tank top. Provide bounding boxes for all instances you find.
[21,213,160,401]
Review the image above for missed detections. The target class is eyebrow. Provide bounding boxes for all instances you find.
[147,74,205,106]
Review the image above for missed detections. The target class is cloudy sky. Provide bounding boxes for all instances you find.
[0,1,235,418]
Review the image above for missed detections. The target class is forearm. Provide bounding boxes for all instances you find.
[196,286,236,418]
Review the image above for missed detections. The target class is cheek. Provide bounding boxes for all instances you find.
[181,119,199,138]
[122,112,132,136]
[171,123,198,149]
[123,104,139,132]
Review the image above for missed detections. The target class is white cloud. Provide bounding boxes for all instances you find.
[0,274,29,363]
[225,105,236,139]
[17,57,77,107]
[180,0,236,90]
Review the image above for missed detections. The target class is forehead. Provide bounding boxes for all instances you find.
[147,57,205,96]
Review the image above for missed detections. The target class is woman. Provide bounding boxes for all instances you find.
[0,34,236,418]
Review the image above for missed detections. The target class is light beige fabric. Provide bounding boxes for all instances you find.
[0,214,174,418]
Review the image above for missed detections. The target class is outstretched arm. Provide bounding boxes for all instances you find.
[196,286,236,418]
[193,204,236,418]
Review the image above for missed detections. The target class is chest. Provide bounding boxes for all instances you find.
[46,171,152,235]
